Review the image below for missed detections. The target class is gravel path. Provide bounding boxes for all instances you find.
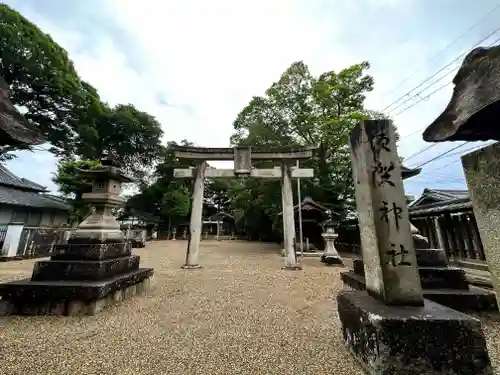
[0,241,498,375]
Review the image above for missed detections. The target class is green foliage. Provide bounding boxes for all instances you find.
[230,60,379,234]
[123,140,195,227]
[76,103,164,184]
[0,4,97,155]
[1,5,164,183]
[53,159,101,223]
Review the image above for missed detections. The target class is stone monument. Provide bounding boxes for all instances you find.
[320,210,343,265]
[171,145,317,270]
[422,45,500,309]
[0,154,154,316]
[337,119,492,374]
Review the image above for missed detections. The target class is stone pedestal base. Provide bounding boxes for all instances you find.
[337,291,493,375]
[320,254,344,266]
[341,250,498,312]
[0,240,154,317]
[0,270,153,316]
[282,265,302,271]
[181,264,202,270]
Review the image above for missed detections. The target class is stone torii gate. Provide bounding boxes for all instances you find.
[172,145,317,270]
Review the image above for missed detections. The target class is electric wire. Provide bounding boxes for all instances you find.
[381,2,500,99]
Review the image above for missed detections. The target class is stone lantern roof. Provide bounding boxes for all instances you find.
[423,45,500,142]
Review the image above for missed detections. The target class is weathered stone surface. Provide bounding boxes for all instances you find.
[337,290,493,375]
[0,299,14,316]
[320,254,343,266]
[423,45,500,142]
[31,255,140,281]
[413,233,430,249]
[51,242,131,261]
[0,268,153,302]
[67,301,86,316]
[112,289,123,302]
[87,298,106,315]
[415,248,449,267]
[349,260,468,289]
[349,119,423,306]
[462,142,500,308]
[341,270,498,312]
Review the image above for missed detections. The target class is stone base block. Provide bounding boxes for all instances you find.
[352,259,467,289]
[282,265,302,271]
[320,254,344,266]
[180,264,202,270]
[52,242,131,261]
[31,255,140,281]
[0,268,153,302]
[415,248,449,267]
[337,291,493,375]
[340,271,498,312]
[0,277,153,316]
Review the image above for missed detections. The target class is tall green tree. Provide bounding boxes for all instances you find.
[0,4,98,156]
[123,140,195,229]
[230,60,380,229]
[76,103,164,184]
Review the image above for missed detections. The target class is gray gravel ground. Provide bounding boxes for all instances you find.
[0,241,498,375]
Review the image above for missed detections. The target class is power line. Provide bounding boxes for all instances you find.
[413,142,470,169]
[388,69,457,115]
[382,26,500,113]
[396,34,500,144]
[431,142,496,171]
[393,32,500,117]
[382,2,500,99]
[393,81,453,117]
[403,143,439,162]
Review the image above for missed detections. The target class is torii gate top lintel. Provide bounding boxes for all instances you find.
[170,145,319,161]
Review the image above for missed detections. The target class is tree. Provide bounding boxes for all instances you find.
[0,4,98,156]
[76,103,164,184]
[122,140,195,229]
[53,159,101,223]
[230,60,382,229]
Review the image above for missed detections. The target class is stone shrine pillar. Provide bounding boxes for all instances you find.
[462,143,500,308]
[182,162,206,269]
[281,162,300,270]
[350,119,423,305]
[336,119,492,375]
[320,212,343,265]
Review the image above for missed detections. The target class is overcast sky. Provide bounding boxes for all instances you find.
[4,0,499,197]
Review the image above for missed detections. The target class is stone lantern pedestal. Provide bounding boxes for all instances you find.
[0,155,154,316]
[320,216,343,266]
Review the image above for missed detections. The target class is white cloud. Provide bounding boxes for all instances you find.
[5,0,500,196]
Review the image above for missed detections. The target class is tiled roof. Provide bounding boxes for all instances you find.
[0,164,47,192]
[408,188,469,210]
[0,185,70,211]
[428,189,469,200]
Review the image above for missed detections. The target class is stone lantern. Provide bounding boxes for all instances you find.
[320,210,343,265]
[71,153,132,243]
[0,153,154,316]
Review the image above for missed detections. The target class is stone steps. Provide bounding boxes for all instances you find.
[341,271,498,312]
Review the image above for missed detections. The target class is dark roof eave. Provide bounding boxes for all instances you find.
[409,197,471,216]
